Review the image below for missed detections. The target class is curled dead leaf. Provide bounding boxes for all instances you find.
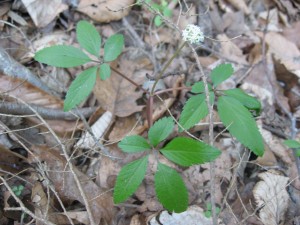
[29,145,116,224]
[76,0,134,22]
[21,0,68,27]
[253,171,290,225]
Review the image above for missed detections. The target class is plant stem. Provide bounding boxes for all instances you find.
[150,42,186,95]
[190,45,218,225]
[111,67,148,92]
[153,86,191,95]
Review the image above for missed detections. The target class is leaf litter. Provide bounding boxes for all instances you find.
[0,0,300,224]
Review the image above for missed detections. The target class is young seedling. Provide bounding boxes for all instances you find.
[204,203,220,218]
[34,20,124,111]
[12,184,24,197]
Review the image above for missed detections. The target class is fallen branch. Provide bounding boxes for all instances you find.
[0,47,58,97]
[0,102,96,120]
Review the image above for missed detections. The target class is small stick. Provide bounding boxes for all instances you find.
[0,102,96,120]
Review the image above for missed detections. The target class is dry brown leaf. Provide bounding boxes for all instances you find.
[108,114,140,141]
[23,32,71,60]
[283,21,300,48]
[21,0,68,27]
[225,0,250,15]
[29,145,116,224]
[130,214,145,225]
[0,2,10,17]
[261,128,293,165]
[76,0,134,23]
[253,171,290,225]
[217,34,248,65]
[222,11,247,36]
[264,32,300,79]
[241,62,291,113]
[0,144,26,174]
[258,8,281,32]
[93,59,144,117]
[144,28,180,45]
[0,75,63,109]
[0,75,84,135]
[64,211,89,225]
[32,182,72,225]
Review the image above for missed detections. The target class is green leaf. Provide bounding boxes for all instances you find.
[76,20,101,57]
[160,137,221,166]
[154,15,162,26]
[35,45,91,68]
[64,67,97,111]
[218,96,264,156]
[155,163,188,213]
[179,92,214,131]
[148,117,174,147]
[114,156,148,203]
[283,140,300,149]
[163,7,172,17]
[104,34,124,62]
[206,203,212,210]
[210,63,234,86]
[204,211,212,218]
[99,63,111,80]
[118,135,151,153]
[191,81,212,93]
[224,88,261,113]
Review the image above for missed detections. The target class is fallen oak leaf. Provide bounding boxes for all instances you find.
[28,145,116,224]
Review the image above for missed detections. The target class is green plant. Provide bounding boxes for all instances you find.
[114,117,221,212]
[34,20,124,111]
[179,63,264,156]
[34,20,265,213]
[284,139,300,156]
[204,203,220,218]
[12,184,24,197]
[141,0,174,27]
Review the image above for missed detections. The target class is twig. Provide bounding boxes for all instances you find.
[150,42,186,95]
[8,95,97,225]
[0,102,96,120]
[0,47,58,97]
[110,67,147,92]
[122,17,145,48]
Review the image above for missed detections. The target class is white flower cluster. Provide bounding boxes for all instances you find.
[182,24,204,44]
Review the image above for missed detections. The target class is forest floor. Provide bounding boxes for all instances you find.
[0,0,300,224]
